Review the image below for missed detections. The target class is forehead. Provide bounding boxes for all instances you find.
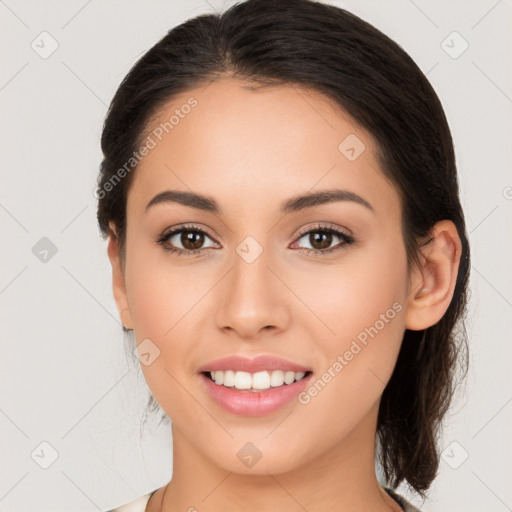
[127,78,399,220]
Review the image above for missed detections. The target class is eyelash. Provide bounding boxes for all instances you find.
[154,223,355,257]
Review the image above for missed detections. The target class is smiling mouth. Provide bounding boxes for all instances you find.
[202,369,313,392]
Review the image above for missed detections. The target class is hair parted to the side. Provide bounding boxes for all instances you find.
[96,0,470,496]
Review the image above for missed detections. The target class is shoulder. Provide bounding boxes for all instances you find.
[106,490,157,512]
[383,487,423,512]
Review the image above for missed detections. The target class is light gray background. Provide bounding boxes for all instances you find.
[1,0,511,511]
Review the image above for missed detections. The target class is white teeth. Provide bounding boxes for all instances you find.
[252,371,270,390]
[206,370,308,391]
[234,371,252,390]
[223,370,235,387]
[284,371,295,384]
[270,370,284,387]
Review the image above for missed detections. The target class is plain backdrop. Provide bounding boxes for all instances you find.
[1,0,511,511]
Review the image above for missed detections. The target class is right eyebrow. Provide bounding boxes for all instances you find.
[145,190,221,214]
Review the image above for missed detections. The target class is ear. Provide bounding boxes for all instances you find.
[404,220,462,331]
[106,222,134,330]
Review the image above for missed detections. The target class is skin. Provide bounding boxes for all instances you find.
[107,78,462,511]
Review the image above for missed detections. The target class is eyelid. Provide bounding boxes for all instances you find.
[158,222,219,242]
[292,222,352,240]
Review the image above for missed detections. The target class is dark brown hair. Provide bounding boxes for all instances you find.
[96,0,470,496]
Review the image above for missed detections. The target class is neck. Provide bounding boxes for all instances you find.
[154,401,400,512]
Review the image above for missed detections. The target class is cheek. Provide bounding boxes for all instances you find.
[123,232,234,417]
[125,254,200,423]
[123,240,201,398]
[124,234,206,337]
[295,236,408,399]
[341,249,407,348]
[301,236,408,348]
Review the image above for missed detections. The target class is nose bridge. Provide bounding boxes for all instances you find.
[215,232,288,337]
[231,233,275,309]
[233,234,270,291]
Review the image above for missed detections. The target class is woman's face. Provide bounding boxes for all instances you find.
[115,78,413,474]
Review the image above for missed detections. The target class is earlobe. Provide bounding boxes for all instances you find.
[404,220,462,331]
[106,222,134,330]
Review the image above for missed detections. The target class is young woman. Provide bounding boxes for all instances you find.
[98,0,470,510]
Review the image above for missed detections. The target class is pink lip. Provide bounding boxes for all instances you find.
[197,355,313,416]
[199,372,313,416]
[198,355,311,373]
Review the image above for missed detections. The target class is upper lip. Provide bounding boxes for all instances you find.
[198,355,312,374]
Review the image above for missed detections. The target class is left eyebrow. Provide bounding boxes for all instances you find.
[144,188,374,215]
[280,188,374,214]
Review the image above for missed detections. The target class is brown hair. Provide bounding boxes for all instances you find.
[96,0,470,496]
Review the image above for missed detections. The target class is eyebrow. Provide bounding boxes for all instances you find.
[144,188,374,215]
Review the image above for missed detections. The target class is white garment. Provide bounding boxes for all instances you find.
[107,491,154,512]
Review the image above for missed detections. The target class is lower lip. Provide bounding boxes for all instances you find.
[199,373,313,416]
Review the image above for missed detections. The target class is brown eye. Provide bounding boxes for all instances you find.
[292,226,354,255]
[308,231,333,250]
[180,230,205,250]
[156,226,219,255]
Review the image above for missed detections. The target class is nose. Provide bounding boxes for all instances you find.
[214,242,290,340]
